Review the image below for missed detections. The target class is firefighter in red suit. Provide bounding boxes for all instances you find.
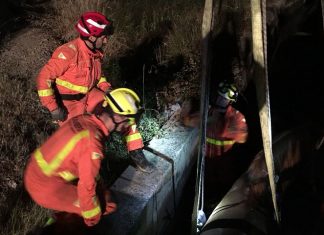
[24,88,149,227]
[205,81,248,202]
[205,81,248,157]
[180,81,248,202]
[36,12,151,172]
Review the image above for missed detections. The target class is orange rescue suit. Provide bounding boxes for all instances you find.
[37,37,111,112]
[24,114,116,226]
[206,105,248,158]
[36,37,143,151]
[204,105,248,200]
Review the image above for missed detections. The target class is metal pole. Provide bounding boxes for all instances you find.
[321,0,324,30]
[250,0,280,223]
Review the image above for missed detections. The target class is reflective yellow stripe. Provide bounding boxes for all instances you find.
[81,197,101,219]
[125,133,142,143]
[34,130,90,176]
[206,137,235,146]
[57,171,77,181]
[56,78,88,93]
[98,76,107,85]
[81,205,101,218]
[38,89,54,97]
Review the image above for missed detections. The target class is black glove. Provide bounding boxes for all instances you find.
[129,149,154,173]
[51,107,67,122]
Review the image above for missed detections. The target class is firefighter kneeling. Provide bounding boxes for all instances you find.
[24,88,147,227]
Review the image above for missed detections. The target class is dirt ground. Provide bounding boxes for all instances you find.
[0,26,59,221]
[0,27,59,78]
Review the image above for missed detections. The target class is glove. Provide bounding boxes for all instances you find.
[129,149,154,173]
[84,213,101,227]
[51,107,67,122]
[102,190,117,216]
[103,202,117,216]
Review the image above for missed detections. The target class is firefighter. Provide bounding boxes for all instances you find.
[181,81,248,154]
[24,88,150,227]
[205,81,248,158]
[36,11,152,172]
[181,81,248,202]
[205,81,248,203]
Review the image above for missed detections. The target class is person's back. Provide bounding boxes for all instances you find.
[24,114,110,224]
[25,114,106,183]
[24,88,143,227]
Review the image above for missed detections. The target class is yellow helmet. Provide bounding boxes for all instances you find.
[103,88,141,115]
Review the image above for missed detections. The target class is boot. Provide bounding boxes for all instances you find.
[129,149,154,173]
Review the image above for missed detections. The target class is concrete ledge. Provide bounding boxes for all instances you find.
[99,122,198,234]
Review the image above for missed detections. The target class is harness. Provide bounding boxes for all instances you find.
[60,93,86,101]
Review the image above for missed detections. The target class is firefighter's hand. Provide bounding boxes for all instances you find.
[103,202,117,215]
[51,108,67,122]
[84,213,101,227]
[102,190,117,216]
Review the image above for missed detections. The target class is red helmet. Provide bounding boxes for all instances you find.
[75,11,113,37]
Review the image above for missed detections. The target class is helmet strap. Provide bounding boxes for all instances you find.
[105,108,129,132]
[84,37,99,52]
[80,16,96,50]
[214,96,231,112]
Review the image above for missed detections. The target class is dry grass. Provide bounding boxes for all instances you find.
[49,0,108,42]
[45,0,203,60]
[0,0,203,233]
[0,191,50,235]
[0,73,55,234]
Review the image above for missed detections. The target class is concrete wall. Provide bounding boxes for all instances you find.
[97,123,198,235]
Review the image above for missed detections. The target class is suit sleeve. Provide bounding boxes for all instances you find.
[227,110,248,143]
[96,76,112,93]
[77,130,104,222]
[36,46,75,111]
[124,120,144,152]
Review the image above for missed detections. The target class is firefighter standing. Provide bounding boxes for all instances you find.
[181,81,248,202]
[36,11,152,172]
[205,81,248,157]
[205,81,248,202]
[24,88,146,227]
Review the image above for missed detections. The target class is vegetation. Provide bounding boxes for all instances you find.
[0,0,203,234]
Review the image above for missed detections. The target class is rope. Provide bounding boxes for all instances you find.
[142,64,146,110]
[250,0,280,223]
[321,0,324,30]
[191,0,214,234]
